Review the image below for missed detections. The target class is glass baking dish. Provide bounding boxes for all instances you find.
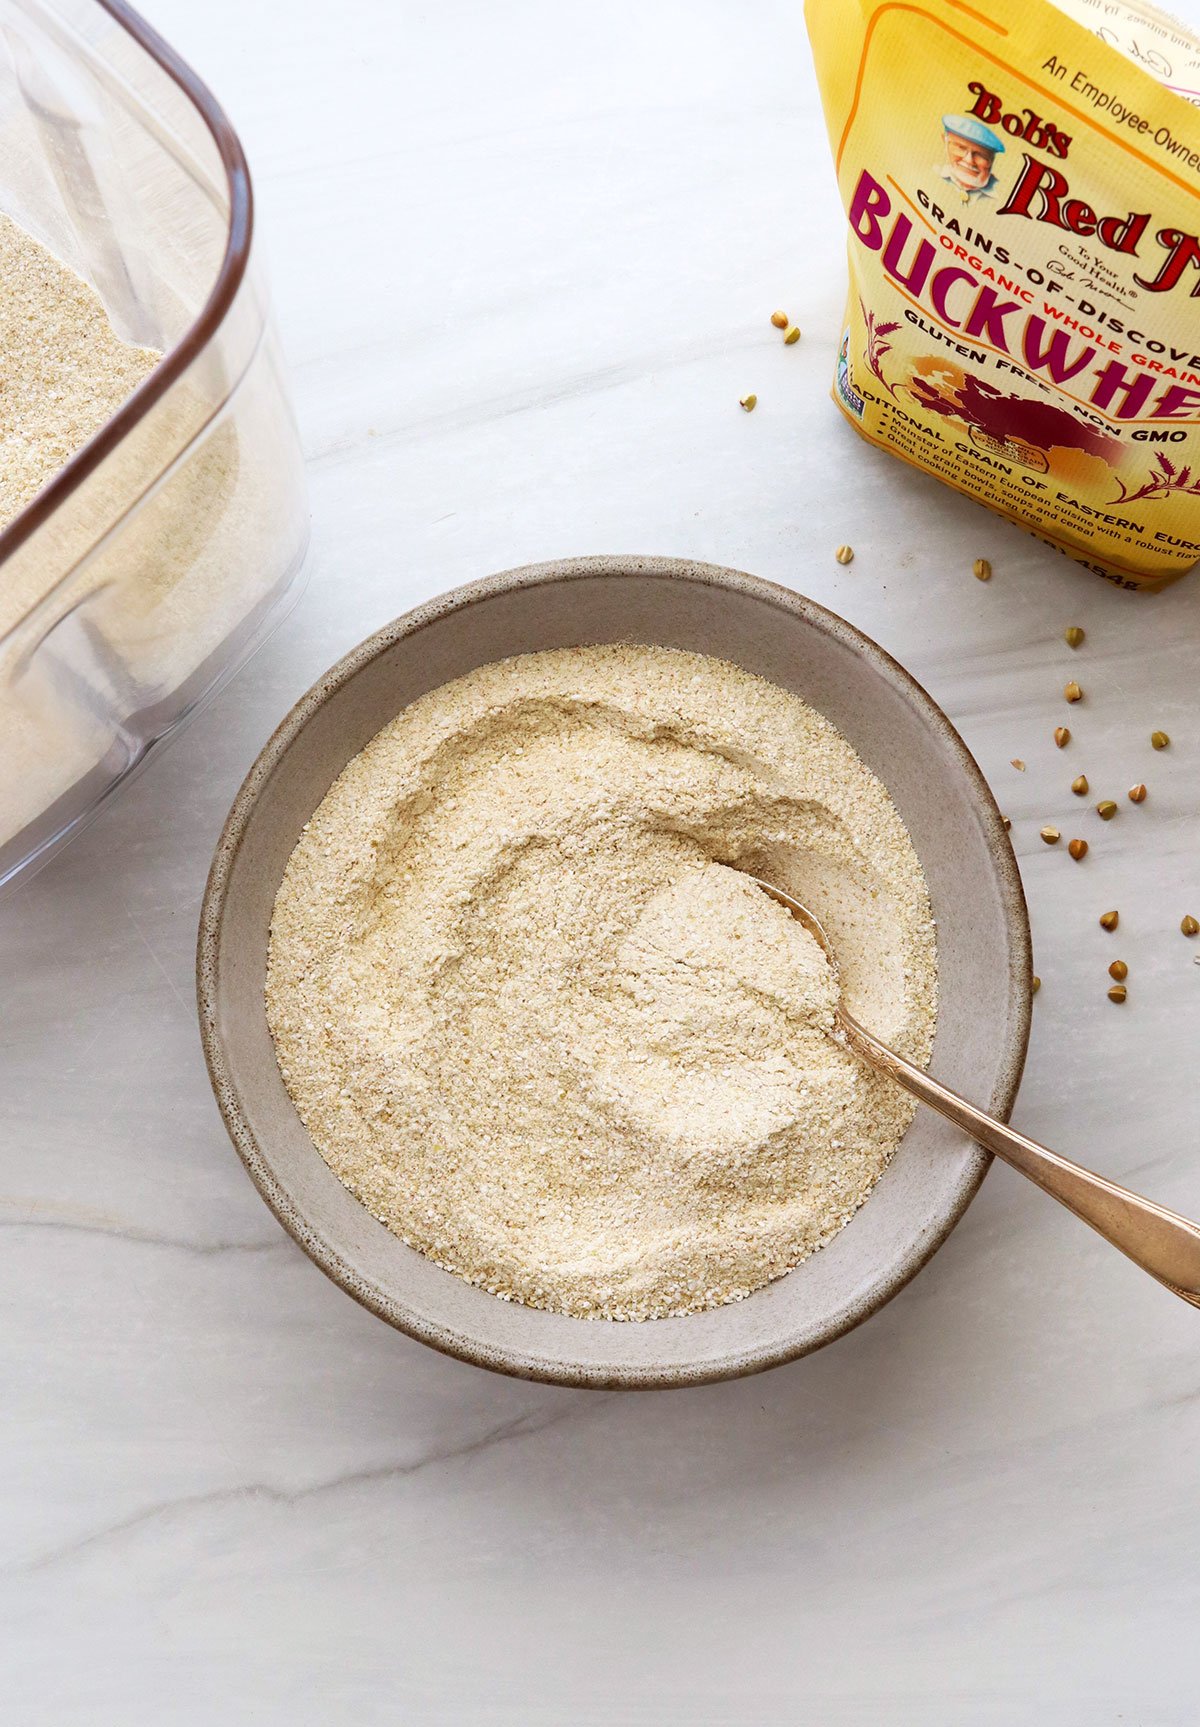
[0,0,308,895]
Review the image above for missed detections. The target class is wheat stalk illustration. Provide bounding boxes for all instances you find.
[861,299,903,397]
[1110,452,1200,506]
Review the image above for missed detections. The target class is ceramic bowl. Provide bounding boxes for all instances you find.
[198,556,1031,1387]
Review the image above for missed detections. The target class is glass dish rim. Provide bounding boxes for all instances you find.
[0,0,253,575]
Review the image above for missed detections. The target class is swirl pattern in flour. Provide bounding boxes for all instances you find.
[266,645,937,1320]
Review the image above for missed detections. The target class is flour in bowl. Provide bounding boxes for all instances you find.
[265,645,938,1320]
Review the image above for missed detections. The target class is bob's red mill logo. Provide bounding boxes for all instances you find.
[967,81,1200,295]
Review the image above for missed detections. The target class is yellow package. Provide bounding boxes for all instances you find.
[805,0,1200,589]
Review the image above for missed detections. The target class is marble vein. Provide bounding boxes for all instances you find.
[17,1395,605,1577]
[0,1210,288,1257]
[308,333,761,467]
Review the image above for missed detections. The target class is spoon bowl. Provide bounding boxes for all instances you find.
[748,876,840,973]
[749,875,1200,1310]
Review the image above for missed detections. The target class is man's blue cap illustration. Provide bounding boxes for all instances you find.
[942,113,1006,153]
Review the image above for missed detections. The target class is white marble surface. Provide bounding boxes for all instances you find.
[4,1,1200,1719]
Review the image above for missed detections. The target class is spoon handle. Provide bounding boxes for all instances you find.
[840,1013,1200,1308]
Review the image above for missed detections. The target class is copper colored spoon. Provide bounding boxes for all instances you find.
[751,876,1200,1308]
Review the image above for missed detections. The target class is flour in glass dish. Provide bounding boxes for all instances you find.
[0,212,159,533]
[265,644,938,1321]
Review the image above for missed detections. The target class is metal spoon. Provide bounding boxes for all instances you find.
[751,876,1200,1308]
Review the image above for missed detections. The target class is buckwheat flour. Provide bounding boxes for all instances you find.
[0,213,305,857]
[266,645,938,1320]
[0,212,159,533]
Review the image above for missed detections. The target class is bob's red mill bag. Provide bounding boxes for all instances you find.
[805,0,1200,589]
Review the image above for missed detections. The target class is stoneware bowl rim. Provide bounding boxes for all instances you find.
[197,555,1032,1388]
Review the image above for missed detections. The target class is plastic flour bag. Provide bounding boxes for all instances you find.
[805,0,1200,589]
